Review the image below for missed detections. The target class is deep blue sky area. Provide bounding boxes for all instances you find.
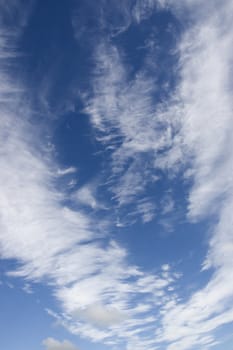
[0,1,233,350]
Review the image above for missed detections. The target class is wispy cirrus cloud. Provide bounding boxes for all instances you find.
[0,8,181,350]
[0,85,176,347]
[82,0,233,349]
[151,1,233,349]
[84,40,176,222]
[1,1,233,350]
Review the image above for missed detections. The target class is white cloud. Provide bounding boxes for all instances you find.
[161,194,174,215]
[73,303,127,328]
[132,0,168,23]
[72,184,99,209]
[151,1,233,349]
[57,167,77,176]
[83,0,233,349]
[84,41,172,220]
[22,283,33,294]
[0,25,180,350]
[136,199,156,223]
[43,338,79,350]
[1,1,233,350]
[161,264,170,272]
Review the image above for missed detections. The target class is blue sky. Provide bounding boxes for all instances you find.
[0,1,233,350]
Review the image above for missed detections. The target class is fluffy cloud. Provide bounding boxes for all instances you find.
[43,338,79,350]
[73,303,126,328]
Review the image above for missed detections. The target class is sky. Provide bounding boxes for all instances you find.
[0,1,233,350]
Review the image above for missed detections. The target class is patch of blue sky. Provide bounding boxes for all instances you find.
[0,275,55,350]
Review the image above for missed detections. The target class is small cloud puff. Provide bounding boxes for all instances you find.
[73,303,127,328]
[57,167,77,176]
[73,185,97,209]
[43,338,80,350]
